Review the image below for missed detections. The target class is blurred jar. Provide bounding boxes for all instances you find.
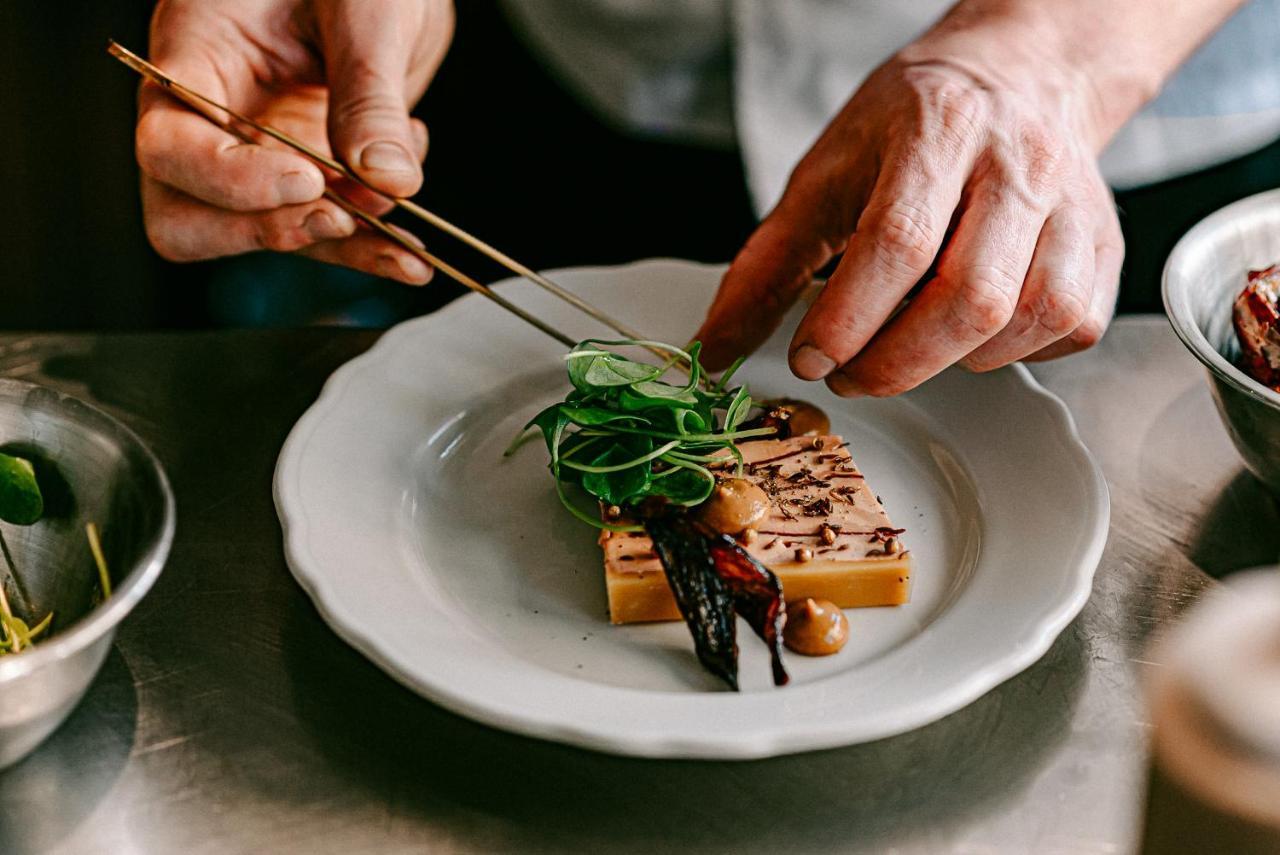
[1141,568,1280,854]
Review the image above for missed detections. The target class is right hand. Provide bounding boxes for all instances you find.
[137,0,454,284]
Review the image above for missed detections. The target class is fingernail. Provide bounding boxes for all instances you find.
[303,209,355,241]
[277,170,321,205]
[377,253,431,284]
[791,345,837,380]
[360,141,417,175]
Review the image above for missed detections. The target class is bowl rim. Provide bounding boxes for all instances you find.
[1162,187,1280,411]
[0,379,175,682]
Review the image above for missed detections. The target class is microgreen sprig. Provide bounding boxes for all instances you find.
[0,451,113,657]
[509,339,771,529]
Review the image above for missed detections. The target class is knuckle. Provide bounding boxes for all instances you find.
[833,361,915,398]
[256,218,309,253]
[959,352,1004,374]
[808,312,860,358]
[332,91,405,128]
[756,284,791,322]
[905,67,987,132]
[1017,124,1067,192]
[1027,277,1090,338]
[944,267,1018,338]
[863,202,939,274]
[1067,315,1107,351]
[899,66,990,155]
[936,88,986,148]
[330,63,405,129]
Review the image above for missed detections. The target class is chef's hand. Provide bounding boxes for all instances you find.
[135,0,453,284]
[696,0,1238,394]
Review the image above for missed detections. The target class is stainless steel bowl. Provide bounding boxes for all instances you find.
[0,380,174,768]
[1164,188,1280,493]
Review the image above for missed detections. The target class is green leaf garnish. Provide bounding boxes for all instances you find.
[509,339,773,528]
[647,463,715,505]
[579,438,655,504]
[0,459,111,656]
[0,452,43,526]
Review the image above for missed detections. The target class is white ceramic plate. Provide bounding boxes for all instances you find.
[275,259,1108,759]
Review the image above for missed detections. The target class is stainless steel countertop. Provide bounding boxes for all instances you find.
[0,316,1276,855]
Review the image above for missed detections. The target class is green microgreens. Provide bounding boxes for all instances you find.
[508,339,772,529]
[0,452,112,657]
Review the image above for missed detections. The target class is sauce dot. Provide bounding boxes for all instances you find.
[783,598,849,656]
[770,398,830,437]
[698,478,769,535]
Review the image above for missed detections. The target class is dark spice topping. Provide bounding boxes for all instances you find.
[747,447,809,467]
[801,497,834,517]
[869,526,907,543]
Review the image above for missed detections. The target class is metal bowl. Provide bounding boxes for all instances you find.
[0,380,174,768]
[1164,188,1280,493]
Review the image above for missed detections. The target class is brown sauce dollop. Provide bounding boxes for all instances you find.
[764,398,830,437]
[783,598,849,656]
[698,478,769,535]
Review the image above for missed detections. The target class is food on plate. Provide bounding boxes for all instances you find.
[0,451,112,656]
[1233,265,1280,391]
[758,398,831,437]
[782,598,849,656]
[602,436,912,624]
[640,506,788,689]
[697,478,769,534]
[513,339,910,688]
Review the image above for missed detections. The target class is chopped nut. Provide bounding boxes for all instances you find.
[884,537,901,554]
[741,527,758,545]
[794,547,813,563]
[819,524,837,545]
[605,505,622,520]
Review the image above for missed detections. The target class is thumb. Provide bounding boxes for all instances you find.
[319,2,424,197]
[695,190,846,370]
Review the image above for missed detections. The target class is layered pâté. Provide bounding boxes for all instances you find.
[514,338,913,688]
[601,435,911,624]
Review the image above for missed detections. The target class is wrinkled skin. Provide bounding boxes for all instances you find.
[136,0,453,283]
[697,48,1123,395]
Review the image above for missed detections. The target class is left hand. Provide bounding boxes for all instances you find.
[694,15,1124,395]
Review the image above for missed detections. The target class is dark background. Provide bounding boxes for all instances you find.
[1,1,1277,331]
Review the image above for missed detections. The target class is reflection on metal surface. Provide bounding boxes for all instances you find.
[0,650,136,853]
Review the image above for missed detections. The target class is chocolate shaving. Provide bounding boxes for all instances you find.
[801,497,834,517]
[869,526,906,543]
[745,447,808,467]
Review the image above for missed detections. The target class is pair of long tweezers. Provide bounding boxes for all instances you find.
[106,40,649,349]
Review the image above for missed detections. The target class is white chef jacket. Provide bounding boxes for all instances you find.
[502,0,1280,214]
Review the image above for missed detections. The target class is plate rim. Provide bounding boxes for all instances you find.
[275,258,1110,759]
